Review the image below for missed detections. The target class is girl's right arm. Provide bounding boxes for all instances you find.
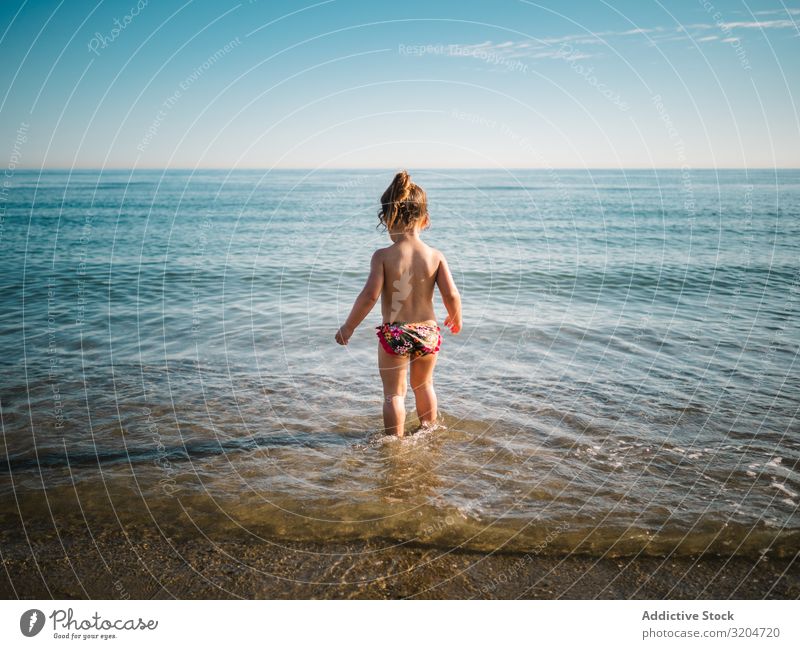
[435,251,462,334]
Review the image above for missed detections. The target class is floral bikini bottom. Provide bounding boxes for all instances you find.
[376,321,442,358]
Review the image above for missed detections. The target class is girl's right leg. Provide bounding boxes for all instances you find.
[409,352,438,427]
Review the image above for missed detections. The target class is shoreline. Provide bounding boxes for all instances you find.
[2,528,797,599]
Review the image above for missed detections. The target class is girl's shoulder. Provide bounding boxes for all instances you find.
[423,242,443,259]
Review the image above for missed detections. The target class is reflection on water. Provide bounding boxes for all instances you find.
[0,169,798,558]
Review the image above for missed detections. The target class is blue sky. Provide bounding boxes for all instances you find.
[1,0,798,168]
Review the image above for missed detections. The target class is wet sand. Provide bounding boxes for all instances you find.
[2,526,797,599]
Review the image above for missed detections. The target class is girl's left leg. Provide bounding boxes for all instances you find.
[378,343,409,436]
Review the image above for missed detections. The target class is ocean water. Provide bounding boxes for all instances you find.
[1,168,798,558]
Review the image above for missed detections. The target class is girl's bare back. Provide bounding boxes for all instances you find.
[378,239,440,324]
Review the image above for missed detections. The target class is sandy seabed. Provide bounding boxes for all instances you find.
[2,526,797,599]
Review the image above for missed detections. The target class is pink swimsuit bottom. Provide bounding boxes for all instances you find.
[375,321,442,358]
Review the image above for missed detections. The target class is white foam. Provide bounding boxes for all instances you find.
[770,480,798,498]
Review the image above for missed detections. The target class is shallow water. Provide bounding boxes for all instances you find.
[1,168,798,557]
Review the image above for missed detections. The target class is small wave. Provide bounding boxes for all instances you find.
[771,480,798,499]
[0,431,351,473]
[353,422,446,451]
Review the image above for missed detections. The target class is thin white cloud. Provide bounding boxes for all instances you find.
[444,15,797,66]
[446,39,570,62]
[447,26,673,63]
[754,8,800,16]
[617,27,663,35]
[720,19,796,29]
[682,19,797,30]
[646,35,693,44]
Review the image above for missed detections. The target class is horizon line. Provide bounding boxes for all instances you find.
[14,166,800,172]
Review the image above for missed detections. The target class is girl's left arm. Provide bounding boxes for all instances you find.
[335,250,384,345]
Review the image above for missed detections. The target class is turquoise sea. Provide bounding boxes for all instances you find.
[1,168,798,557]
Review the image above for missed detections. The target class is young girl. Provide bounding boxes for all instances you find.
[335,170,462,437]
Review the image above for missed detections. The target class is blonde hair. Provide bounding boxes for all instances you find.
[377,170,429,232]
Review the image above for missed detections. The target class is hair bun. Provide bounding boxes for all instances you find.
[378,169,428,231]
[395,170,411,191]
